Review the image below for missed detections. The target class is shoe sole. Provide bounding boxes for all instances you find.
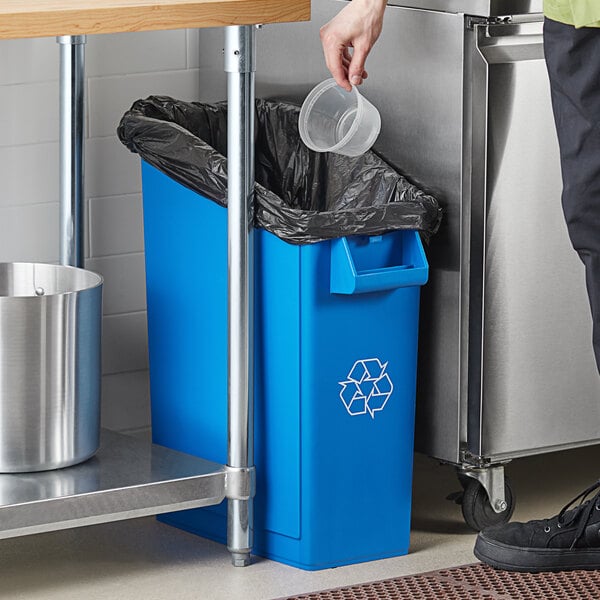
[475,532,600,572]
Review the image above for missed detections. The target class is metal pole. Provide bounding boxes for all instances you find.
[57,35,86,268]
[224,25,256,568]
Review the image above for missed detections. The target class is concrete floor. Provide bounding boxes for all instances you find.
[1,440,599,600]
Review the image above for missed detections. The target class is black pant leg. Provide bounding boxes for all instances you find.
[544,17,600,374]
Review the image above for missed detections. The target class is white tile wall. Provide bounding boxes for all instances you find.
[86,31,188,77]
[0,28,229,432]
[101,370,151,431]
[102,312,149,375]
[0,203,59,263]
[0,38,58,85]
[0,24,319,433]
[85,136,142,199]
[89,193,144,257]
[186,28,223,69]
[85,252,147,315]
[0,81,59,147]
[0,143,59,207]
[89,68,204,138]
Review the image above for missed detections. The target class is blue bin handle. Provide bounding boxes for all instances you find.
[330,233,428,295]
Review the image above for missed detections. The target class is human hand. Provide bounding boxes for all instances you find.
[320,0,386,91]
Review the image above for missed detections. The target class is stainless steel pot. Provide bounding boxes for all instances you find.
[0,263,103,472]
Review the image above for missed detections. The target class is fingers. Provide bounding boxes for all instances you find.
[324,45,368,91]
[319,0,386,89]
[348,44,369,86]
[320,28,351,91]
[342,62,367,81]
[328,49,351,91]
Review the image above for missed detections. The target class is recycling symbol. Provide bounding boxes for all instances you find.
[339,358,394,419]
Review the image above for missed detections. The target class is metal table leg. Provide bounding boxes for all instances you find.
[53,27,256,566]
[57,35,86,268]
[224,25,257,567]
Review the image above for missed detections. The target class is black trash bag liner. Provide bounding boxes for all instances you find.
[117,95,442,244]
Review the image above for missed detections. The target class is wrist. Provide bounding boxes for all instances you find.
[356,0,387,11]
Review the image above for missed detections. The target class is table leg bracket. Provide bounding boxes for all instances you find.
[224,465,256,501]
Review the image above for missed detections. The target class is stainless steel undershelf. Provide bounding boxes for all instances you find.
[0,430,226,540]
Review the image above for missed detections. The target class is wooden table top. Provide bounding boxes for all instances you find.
[0,0,310,39]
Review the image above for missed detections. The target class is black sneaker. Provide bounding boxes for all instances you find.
[474,479,600,572]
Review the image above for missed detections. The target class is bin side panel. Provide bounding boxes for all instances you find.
[254,231,301,539]
[298,233,421,568]
[143,162,228,466]
[142,163,302,541]
[142,163,230,534]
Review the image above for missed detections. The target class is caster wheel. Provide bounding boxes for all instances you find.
[461,477,515,531]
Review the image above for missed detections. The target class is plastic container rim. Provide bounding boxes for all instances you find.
[299,78,365,153]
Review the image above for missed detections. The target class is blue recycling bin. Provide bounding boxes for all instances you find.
[142,161,429,570]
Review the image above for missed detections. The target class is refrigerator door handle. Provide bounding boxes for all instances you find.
[477,19,543,63]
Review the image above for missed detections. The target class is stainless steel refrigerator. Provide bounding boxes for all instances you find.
[254,0,600,529]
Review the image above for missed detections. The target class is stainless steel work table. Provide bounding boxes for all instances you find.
[0,0,309,566]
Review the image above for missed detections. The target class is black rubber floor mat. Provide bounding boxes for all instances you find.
[279,562,600,599]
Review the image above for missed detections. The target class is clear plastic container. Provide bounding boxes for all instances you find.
[299,78,381,157]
